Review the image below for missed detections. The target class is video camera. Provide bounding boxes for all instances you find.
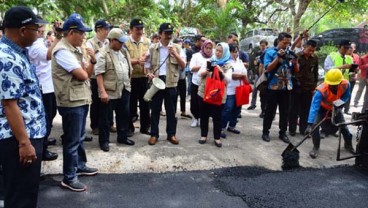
[278,50,298,60]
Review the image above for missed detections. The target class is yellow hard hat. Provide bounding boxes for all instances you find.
[325,69,343,85]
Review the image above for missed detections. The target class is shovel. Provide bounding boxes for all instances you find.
[281,114,329,170]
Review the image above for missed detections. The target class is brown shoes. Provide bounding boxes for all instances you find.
[148,136,158,145]
[167,136,179,145]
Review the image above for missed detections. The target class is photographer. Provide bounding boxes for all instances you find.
[261,32,299,143]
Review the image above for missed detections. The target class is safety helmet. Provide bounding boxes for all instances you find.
[325,69,343,85]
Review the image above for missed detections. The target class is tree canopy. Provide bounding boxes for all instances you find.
[1,0,367,40]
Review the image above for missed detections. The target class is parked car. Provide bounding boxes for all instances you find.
[310,28,366,52]
[240,28,278,51]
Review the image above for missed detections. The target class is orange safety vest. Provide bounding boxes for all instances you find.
[316,79,349,110]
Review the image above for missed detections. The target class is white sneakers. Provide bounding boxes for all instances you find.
[191,118,200,127]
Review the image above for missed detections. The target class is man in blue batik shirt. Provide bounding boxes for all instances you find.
[0,6,47,208]
[261,32,299,143]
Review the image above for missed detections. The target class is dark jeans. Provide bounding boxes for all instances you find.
[190,84,200,119]
[288,89,313,134]
[222,95,241,129]
[150,87,178,138]
[90,78,101,130]
[311,108,352,148]
[41,92,57,148]
[99,90,130,144]
[250,74,259,107]
[344,80,356,112]
[130,77,150,131]
[0,138,43,208]
[186,71,192,96]
[198,97,223,140]
[177,79,187,113]
[259,89,267,113]
[263,90,290,135]
[58,105,88,183]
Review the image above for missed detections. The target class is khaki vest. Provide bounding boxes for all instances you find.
[125,37,150,78]
[86,36,108,79]
[52,38,91,107]
[149,43,181,88]
[97,45,132,98]
[198,63,232,104]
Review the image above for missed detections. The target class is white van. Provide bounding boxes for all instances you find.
[240,28,278,51]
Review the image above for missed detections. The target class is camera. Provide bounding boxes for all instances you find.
[349,64,359,73]
[278,50,297,60]
[206,61,216,72]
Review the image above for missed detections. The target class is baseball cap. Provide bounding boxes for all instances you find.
[130,18,144,28]
[95,19,112,30]
[3,6,48,28]
[184,38,191,44]
[159,23,174,33]
[62,13,92,32]
[107,28,128,43]
[339,39,351,48]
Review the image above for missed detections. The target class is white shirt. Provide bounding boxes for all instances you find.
[28,38,54,93]
[227,58,247,95]
[189,52,208,85]
[144,42,186,76]
[54,49,82,72]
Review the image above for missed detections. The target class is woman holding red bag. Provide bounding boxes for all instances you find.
[197,42,232,147]
[221,43,248,138]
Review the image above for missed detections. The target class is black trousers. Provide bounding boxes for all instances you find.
[90,78,101,130]
[259,89,267,113]
[288,89,313,134]
[190,84,200,119]
[41,92,57,148]
[198,97,223,140]
[263,90,290,135]
[130,77,150,131]
[0,138,43,208]
[176,79,187,113]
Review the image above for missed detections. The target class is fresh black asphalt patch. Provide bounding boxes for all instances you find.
[35,165,368,208]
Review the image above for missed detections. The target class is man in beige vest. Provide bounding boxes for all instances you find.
[95,28,135,152]
[125,18,151,136]
[145,23,186,145]
[52,13,98,192]
[86,19,113,136]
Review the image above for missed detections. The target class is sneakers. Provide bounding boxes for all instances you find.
[227,127,240,134]
[76,166,98,176]
[309,147,319,159]
[190,119,199,127]
[61,180,87,192]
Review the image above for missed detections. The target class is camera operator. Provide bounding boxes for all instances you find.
[261,32,299,143]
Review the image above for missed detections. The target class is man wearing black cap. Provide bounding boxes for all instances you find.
[324,39,354,114]
[52,13,98,192]
[145,23,186,145]
[86,19,113,136]
[0,6,47,208]
[125,18,151,136]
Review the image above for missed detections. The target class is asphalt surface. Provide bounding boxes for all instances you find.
[36,165,368,208]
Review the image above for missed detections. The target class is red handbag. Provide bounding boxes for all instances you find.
[235,78,252,107]
[203,66,225,106]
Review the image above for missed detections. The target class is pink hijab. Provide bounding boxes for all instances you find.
[200,40,213,58]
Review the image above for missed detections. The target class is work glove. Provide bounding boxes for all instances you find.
[304,124,313,136]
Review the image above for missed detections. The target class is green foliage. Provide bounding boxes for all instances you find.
[315,44,337,67]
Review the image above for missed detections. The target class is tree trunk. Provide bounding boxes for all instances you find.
[102,0,109,15]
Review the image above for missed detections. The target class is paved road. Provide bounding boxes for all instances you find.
[37,165,368,208]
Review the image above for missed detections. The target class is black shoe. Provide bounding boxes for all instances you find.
[47,137,57,146]
[127,130,134,137]
[118,138,135,146]
[279,134,290,143]
[84,136,93,142]
[262,134,270,142]
[289,132,296,136]
[227,127,240,134]
[100,142,110,152]
[42,150,58,161]
[140,129,151,135]
[214,140,222,148]
[309,147,319,159]
[220,131,227,138]
[76,166,98,176]
[344,143,355,154]
[61,180,87,192]
[259,112,265,118]
[247,105,256,110]
[237,114,242,118]
[131,116,139,123]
